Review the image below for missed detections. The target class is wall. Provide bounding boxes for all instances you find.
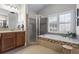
[0,5,18,14]
[39,4,76,16]
[76,4,79,36]
[39,4,76,33]
[27,5,37,19]
[0,9,8,16]
[18,5,26,30]
[28,11,37,18]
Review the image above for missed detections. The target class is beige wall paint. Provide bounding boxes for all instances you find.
[39,4,76,16]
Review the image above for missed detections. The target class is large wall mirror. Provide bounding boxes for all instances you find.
[0,15,8,28]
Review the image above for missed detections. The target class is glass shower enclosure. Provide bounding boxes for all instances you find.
[28,15,47,44]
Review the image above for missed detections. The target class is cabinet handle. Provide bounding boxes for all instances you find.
[0,34,1,37]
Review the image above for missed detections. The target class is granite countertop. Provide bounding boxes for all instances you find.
[39,34,79,44]
[0,30,25,33]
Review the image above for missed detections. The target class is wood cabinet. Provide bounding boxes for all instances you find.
[0,34,2,52]
[0,31,25,53]
[1,32,16,52]
[16,32,25,47]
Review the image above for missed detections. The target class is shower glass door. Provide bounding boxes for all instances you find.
[28,18,36,43]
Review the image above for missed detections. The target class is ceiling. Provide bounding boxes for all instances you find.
[28,4,48,13]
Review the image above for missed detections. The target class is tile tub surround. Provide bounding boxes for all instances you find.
[38,34,79,52]
[39,34,79,45]
[38,34,79,53]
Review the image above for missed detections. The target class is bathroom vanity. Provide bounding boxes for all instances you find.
[38,34,79,53]
[0,31,25,53]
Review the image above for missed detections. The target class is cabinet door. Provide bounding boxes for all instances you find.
[1,38,15,52]
[0,34,1,52]
[16,32,25,47]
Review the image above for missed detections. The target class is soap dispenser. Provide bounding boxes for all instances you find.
[21,24,24,30]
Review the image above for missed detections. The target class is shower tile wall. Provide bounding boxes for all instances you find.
[29,18,36,42]
[40,18,48,35]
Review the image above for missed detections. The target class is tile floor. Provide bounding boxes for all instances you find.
[4,45,60,54]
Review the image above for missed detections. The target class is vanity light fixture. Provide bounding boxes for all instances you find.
[5,4,18,10]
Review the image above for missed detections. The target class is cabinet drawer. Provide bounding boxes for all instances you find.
[2,32,16,38]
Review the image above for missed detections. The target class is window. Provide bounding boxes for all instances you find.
[48,16,58,32]
[48,11,75,34]
[59,23,71,33]
[59,13,71,23]
[59,13,71,33]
